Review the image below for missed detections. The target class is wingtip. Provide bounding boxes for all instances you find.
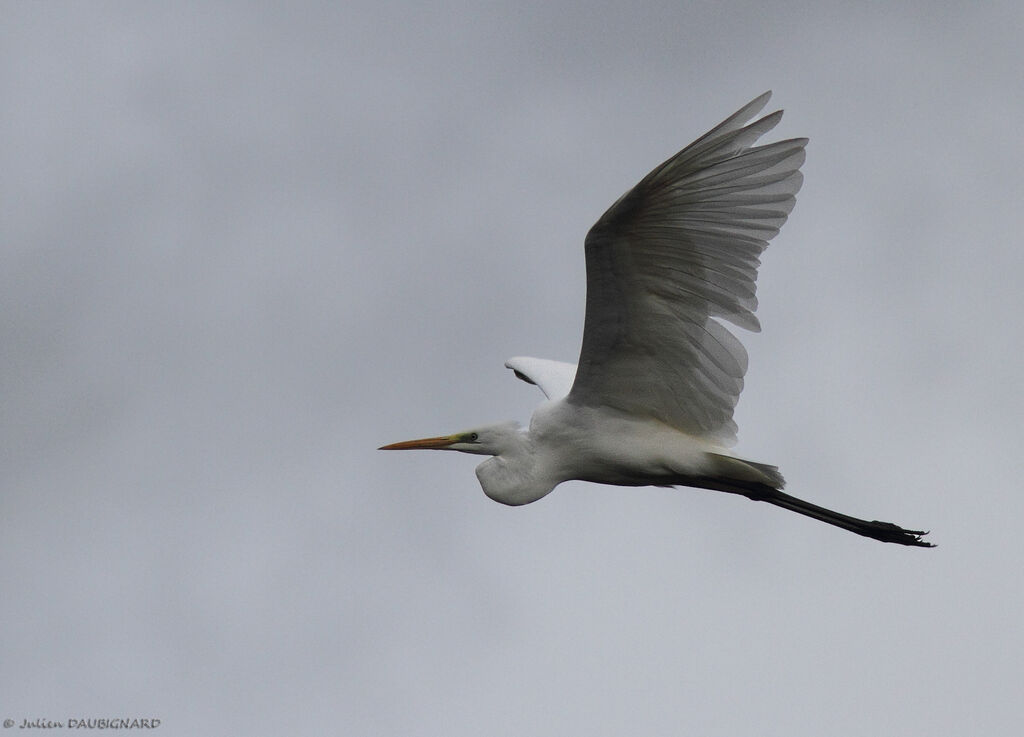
[743,91,774,119]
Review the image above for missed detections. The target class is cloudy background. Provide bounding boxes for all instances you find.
[2,2,1022,734]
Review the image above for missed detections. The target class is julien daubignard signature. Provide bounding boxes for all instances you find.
[4,717,161,729]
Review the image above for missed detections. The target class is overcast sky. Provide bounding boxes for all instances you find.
[2,2,1022,735]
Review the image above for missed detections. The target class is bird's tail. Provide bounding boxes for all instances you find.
[688,454,933,547]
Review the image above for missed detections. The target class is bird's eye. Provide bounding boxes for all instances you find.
[469,432,479,442]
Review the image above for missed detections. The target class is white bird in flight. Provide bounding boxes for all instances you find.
[381,93,932,547]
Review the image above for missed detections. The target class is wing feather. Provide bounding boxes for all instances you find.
[505,356,577,400]
[568,93,807,445]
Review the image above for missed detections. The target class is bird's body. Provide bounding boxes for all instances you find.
[475,400,722,506]
[382,93,932,547]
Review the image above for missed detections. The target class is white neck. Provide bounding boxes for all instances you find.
[474,429,556,506]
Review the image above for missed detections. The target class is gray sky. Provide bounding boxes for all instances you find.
[2,2,1022,735]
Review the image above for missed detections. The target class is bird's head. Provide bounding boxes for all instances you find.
[379,421,523,457]
[381,421,546,505]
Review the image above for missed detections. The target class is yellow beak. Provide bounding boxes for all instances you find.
[378,434,459,451]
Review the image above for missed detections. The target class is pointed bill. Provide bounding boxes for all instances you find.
[378,434,459,451]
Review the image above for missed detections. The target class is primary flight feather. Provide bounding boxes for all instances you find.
[381,93,932,547]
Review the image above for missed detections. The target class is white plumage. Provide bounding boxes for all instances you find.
[382,93,932,547]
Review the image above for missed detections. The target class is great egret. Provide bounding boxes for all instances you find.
[381,93,932,547]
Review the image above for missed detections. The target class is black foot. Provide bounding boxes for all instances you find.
[863,520,934,547]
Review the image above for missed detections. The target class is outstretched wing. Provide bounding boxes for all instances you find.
[568,92,807,445]
[505,356,577,400]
